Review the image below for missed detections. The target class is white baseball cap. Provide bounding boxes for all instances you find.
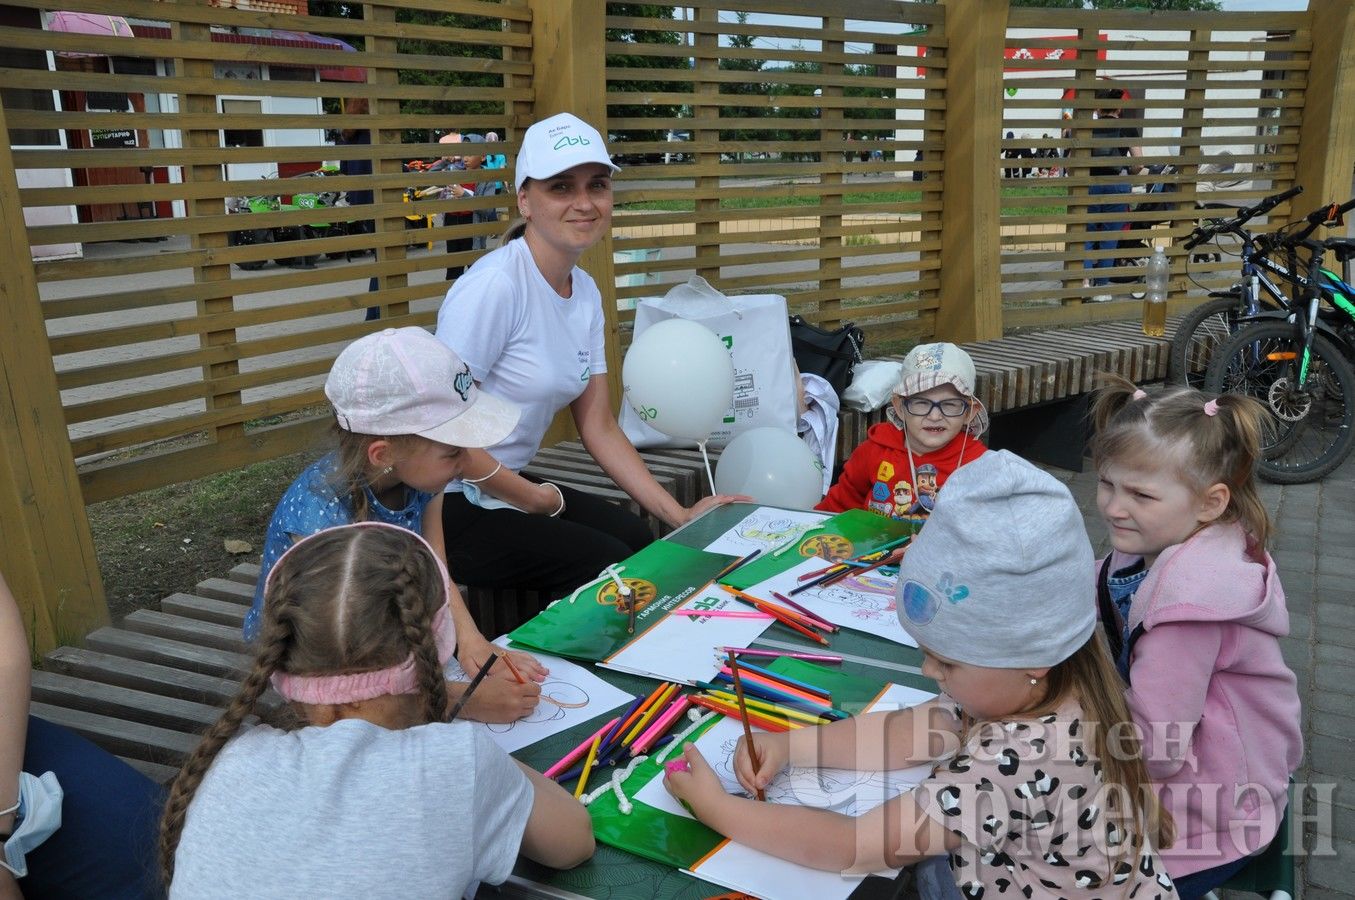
[514,112,620,191]
[325,327,519,448]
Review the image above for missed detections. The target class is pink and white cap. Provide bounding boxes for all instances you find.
[325,327,519,449]
[266,522,457,705]
[894,341,989,437]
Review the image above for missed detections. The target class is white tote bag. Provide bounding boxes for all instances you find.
[620,277,800,449]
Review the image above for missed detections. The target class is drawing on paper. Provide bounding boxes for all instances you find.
[732,513,811,554]
[809,572,900,624]
[711,738,896,816]
[485,681,590,733]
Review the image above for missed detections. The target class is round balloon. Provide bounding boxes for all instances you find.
[714,427,824,508]
[622,319,734,442]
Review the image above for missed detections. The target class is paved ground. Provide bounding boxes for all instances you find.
[1043,450,1355,900]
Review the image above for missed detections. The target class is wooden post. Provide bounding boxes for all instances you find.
[819,18,845,330]
[530,0,620,444]
[1293,0,1355,215]
[936,0,1007,342]
[0,100,109,654]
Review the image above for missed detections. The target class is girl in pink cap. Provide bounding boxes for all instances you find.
[249,327,545,723]
[161,524,593,897]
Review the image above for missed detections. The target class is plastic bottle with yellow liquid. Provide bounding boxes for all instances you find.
[1142,246,1169,337]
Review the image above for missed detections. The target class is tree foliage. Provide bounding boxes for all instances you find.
[606,4,687,144]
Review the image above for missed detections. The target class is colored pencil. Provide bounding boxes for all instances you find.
[595,695,645,757]
[721,646,844,664]
[769,591,840,633]
[725,659,832,699]
[689,694,796,732]
[621,682,678,747]
[712,548,762,582]
[701,675,837,714]
[704,689,828,726]
[820,547,906,587]
[447,652,498,722]
[799,558,871,580]
[726,652,765,801]
[630,695,692,756]
[714,669,829,706]
[545,715,619,779]
[603,683,669,754]
[500,652,527,684]
[719,586,831,645]
[573,734,602,799]
[673,609,774,620]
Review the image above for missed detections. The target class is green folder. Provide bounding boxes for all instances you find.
[721,508,915,591]
[507,540,736,661]
[586,660,892,869]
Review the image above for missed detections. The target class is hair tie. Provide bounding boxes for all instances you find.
[1132,389,1148,401]
[1203,398,1219,417]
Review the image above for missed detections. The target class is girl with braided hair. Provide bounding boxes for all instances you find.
[161,523,593,897]
[1091,376,1302,898]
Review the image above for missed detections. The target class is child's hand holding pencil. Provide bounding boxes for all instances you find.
[730,731,788,797]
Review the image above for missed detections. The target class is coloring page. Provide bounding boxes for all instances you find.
[485,639,633,754]
[599,588,772,684]
[632,686,935,900]
[633,716,930,821]
[745,557,918,648]
[702,507,830,558]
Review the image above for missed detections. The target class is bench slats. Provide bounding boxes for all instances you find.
[30,670,221,733]
[121,610,248,655]
[161,592,248,629]
[29,702,198,766]
[84,628,250,680]
[44,647,249,707]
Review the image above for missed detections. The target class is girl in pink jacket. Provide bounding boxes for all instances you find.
[1090,377,1302,900]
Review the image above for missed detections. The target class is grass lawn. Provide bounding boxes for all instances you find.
[618,184,1068,216]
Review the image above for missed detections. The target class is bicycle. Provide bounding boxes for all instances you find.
[1203,234,1355,483]
[1169,189,1355,387]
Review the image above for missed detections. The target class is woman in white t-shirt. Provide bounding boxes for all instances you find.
[436,113,741,624]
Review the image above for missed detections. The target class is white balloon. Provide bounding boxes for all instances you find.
[622,319,734,442]
[715,427,824,508]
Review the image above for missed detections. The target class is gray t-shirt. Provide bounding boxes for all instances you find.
[171,718,532,899]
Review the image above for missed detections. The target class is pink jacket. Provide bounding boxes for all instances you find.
[1101,521,1302,879]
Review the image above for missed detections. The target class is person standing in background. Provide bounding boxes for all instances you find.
[336,97,380,320]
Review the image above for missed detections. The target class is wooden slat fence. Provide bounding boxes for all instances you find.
[2,0,1353,649]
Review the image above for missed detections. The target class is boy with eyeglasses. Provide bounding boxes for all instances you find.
[817,342,988,524]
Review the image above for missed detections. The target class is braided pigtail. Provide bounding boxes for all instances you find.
[159,590,297,886]
[390,543,452,724]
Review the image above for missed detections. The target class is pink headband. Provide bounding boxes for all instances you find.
[263,522,458,705]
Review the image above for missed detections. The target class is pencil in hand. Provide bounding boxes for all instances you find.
[726,651,765,801]
[447,651,498,722]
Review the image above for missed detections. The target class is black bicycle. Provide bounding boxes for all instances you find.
[1169,190,1355,388]
[1203,233,1355,482]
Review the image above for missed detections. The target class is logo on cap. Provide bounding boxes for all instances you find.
[553,134,591,151]
[453,365,473,401]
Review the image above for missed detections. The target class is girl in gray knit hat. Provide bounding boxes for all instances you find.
[668,451,1177,899]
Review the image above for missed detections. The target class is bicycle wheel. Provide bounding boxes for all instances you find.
[1168,293,1244,388]
[1204,321,1355,483]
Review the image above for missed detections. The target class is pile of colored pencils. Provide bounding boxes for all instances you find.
[718,584,837,645]
[788,536,911,596]
[692,657,847,732]
[544,681,693,792]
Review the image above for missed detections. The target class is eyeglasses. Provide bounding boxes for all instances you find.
[901,397,971,418]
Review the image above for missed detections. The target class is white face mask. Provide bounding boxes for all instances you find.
[2,771,63,878]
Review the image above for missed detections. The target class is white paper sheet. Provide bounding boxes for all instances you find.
[744,557,918,648]
[599,588,773,684]
[701,506,830,558]
[483,639,634,754]
[633,685,937,900]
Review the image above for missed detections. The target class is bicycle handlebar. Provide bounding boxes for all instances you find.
[1184,184,1304,251]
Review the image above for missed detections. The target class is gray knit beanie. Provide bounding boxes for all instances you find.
[895,450,1095,668]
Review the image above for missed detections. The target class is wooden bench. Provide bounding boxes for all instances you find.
[28,322,1172,783]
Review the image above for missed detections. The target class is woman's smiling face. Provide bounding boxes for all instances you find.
[518,163,613,259]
